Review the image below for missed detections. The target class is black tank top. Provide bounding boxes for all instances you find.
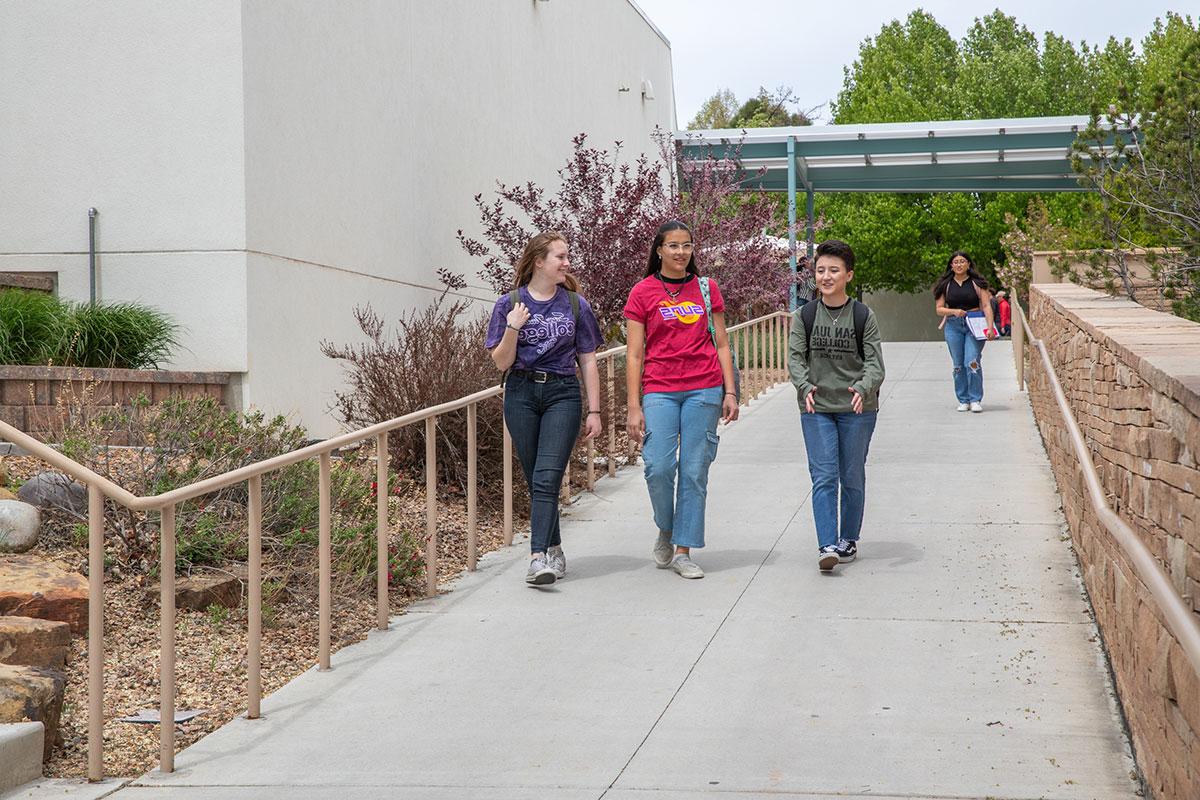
[943,277,983,311]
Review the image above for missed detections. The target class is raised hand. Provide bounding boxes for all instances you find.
[506,302,531,331]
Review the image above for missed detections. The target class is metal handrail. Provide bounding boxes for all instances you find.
[1013,296,1200,679]
[0,308,793,781]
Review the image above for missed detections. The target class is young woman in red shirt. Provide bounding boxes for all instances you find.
[623,221,739,579]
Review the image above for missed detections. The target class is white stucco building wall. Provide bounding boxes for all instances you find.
[1,0,674,436]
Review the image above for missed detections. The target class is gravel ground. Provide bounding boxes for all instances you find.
[41,496,512,779]
[2,453,518,779]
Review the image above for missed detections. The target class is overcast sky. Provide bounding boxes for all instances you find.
[632,0,1191,127]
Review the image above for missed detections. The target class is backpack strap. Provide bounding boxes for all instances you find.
[567,290,580,323]
[698,277,716,344]
[800,298,819,358]
[853,299,869,361]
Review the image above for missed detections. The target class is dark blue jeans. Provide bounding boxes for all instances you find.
[503,373,582,554]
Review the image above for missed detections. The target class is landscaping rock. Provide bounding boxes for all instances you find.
[0,500,42,553]
[0,663,65,760]
[0,487,17,501]
[0,616,71,671]
[17,472,88,516]
[147,571,242,612]
[0,555,89,634]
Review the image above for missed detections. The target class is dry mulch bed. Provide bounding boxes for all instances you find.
[2,454,516,779]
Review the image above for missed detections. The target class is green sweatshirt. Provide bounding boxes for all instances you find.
[788,301,885,413]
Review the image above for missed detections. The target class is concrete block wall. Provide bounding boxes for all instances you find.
[1025,284,1200,799]
[0,366,229,443]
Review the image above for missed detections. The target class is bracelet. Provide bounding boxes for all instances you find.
[587,411,600,416]
[724,392,736,396]
[505,324,521,332]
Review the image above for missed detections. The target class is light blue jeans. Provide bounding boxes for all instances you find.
[800,411,878,550]
[642,386,722,549]
[943,316,985,403]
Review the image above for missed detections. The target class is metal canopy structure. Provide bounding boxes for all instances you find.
[674,114,1132,307]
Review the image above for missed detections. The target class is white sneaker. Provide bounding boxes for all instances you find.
[670,553,704,579]
[956,403,970,412]
[547,545,566,579]
[525,554,556,586]
[969,402,983,413]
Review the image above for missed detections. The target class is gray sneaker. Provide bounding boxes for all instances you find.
[670,553,704,579]
[526,554,556,585]
[547,545,566,579]
[653,531,673,568]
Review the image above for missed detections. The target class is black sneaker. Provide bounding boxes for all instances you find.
[818,546,839,572]
[835,539,857,563]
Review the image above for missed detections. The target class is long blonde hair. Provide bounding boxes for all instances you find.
[514,231,580,292]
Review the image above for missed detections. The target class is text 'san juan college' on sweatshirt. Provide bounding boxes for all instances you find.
[788,300,886,414]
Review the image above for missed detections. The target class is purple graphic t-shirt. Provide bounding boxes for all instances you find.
[485,287,604,375]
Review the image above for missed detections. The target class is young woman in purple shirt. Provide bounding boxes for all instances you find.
[486,231,604,586]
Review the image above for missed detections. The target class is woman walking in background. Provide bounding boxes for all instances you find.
[487,232,604,586]
[624,221,739,580]
[934,251,997,413]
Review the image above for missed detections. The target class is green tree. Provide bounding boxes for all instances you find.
[690,86,813,130]
[730,86,813,127]
[955,12,1044,117]
[689,88,739,129]
[831,10,958,123]
[1073,29,1200,319]
[1137,13,1198,103]
[1083,36,1139,110]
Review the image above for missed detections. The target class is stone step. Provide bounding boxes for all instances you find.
[0,721,43,793]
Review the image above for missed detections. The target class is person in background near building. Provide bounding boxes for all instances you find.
[933,251,997,413]
[487,231,604,586]
[795,254,817,307]
[788,239,885,573]
[996,290,1012,337]
[624,220,739,580]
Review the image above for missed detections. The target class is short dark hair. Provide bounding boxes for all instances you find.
[815,239,855,271]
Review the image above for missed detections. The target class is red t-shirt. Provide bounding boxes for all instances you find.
[623,274,725,394]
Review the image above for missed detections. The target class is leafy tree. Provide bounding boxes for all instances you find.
[954,11,1047,117]
[1072,29,1200,319]
[689,86,813,129]
[831,10,958,123]
[730,87,813,127]
[689,88,739,129]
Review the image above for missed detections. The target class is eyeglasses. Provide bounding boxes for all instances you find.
[663,242,695,252]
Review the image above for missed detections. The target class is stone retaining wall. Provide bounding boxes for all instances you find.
[0,366,229,443]
[1026,284,1200,799]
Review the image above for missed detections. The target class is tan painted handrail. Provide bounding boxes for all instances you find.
[0,309,794,781]
[1013,297,1200,679]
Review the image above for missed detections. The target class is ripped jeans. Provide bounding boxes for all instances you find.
[944,315,985,403]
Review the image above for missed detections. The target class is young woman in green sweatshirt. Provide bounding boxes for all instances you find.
[787,240,886,572]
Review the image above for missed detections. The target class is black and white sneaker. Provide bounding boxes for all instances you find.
[834,539,857,563]
[818,546,840,572]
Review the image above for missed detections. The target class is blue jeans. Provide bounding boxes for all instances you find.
[503,374,581,554]
[642,386,722,549]
[800,411,878,550]
[943,316,985,403]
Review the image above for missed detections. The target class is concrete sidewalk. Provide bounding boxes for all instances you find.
[100,341,1137,800]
